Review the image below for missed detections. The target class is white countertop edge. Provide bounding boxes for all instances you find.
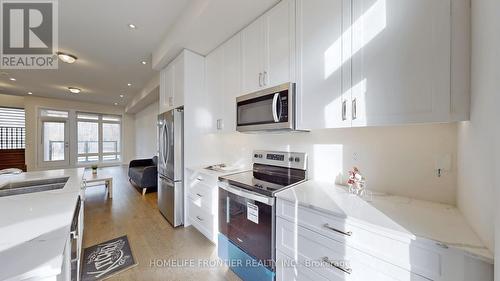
[186,165,250,178]
[275,181,494,264]
[4,255,63,281]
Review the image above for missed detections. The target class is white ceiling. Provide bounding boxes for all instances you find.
[153,0,280,70]
[0,0,188,106]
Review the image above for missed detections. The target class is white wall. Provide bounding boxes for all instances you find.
[134,101,159,159]
[0,94,24,108]
[194,123,458,204]
[457,0,499,261]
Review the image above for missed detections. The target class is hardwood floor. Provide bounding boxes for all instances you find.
[83,166,241,281]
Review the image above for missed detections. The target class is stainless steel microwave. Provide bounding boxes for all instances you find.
[236,82,296,132]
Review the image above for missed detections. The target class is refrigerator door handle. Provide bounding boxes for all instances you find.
[162,123,169,166]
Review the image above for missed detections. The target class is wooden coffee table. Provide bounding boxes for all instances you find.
[83,170,113,200]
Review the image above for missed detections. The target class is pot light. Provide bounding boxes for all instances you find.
[9,77,16,81]
[27,92,33,95]
[114,102,118,106]
[127,83,132,87]
[128,23,136,30]
[68,87,81,94]
[141,60,147,65]
[57,52,77,64]
[119,94,124,98]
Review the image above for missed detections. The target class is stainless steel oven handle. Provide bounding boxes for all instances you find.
[219,181,274,206]
[272,93,280,122]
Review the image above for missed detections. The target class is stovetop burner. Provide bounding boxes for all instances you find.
[219,151,307,197]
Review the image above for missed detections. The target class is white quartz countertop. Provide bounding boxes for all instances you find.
[0,168,84,281]
[186,165,250,178]
[276,180,493,264]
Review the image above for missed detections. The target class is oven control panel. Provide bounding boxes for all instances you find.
[254,150,307,170]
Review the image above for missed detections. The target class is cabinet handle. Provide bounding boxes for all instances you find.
[196,216,204,221]
[196,177,204,181]
[263,71,267,86]
[322,257,352,274]
[259,73,263,87]
[196,193,203,197]
[352,98,357,120]
[342,100,347,121]
[323,223,352,236]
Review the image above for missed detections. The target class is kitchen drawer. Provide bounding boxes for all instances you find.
[187,169,218,188]
[188,198,216,243]
[187,181,216,214]
[277,199,441,280]
[277,217,432,281]
[276,251,331,281]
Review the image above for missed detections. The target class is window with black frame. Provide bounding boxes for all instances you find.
[0,107,25,149]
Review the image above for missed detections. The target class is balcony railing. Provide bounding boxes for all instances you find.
[0,127,25,149]
[46,140,119,161]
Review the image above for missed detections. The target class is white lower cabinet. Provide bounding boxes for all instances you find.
[276,251,331,281]
[185,168,218,243]
[276,198,492,281]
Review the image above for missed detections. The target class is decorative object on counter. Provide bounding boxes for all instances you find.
[81,235,136,281]
[91,164,98,175]
[347,167,372,201]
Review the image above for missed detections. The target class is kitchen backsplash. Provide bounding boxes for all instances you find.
[196,123,457,205]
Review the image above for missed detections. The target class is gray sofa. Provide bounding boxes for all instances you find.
[128,156,158,195]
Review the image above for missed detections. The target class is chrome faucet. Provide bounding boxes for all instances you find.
[0,168,23,175]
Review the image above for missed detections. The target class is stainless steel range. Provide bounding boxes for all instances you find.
[218,150,307,281]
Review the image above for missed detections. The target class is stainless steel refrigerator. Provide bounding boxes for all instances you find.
[157,108,183,227]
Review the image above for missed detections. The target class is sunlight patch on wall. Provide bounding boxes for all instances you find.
[324,0,387,79]
[312,144,344,183]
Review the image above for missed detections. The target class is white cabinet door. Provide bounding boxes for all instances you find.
[159,67,168,113]
[264,0,295,88]
[205,46,224,133]
[160,64,175,113]
[221,34,241,133]
[351,0,451,126]
[241,17,265,94]
[165,64,175,110]
[173,53,185,108]
[296,0,350,129]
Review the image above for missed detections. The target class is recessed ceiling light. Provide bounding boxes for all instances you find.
[9,77,16,81]
[119,94,124,98]
[114,102,118,106]
[128,24,136,30]
[68,87,81,94]
[57,52,77,64]
[127,83,132,87]
[27,92,33,95]
[141,60,147,65]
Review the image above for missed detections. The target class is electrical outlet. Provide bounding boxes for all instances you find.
[434,154,452,177]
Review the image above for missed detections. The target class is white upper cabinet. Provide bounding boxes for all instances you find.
[241,0,296,95]
[172,54,185,108]
[296,0,469,129]
[264,0,296,88]
[205,45,224,133]
[205,34,242,133]
[160,50,203,114]
[221,34,241,133]
[241,17,265,94]
[350,0,452,127]
[159,63,175,114]
[296,0,350,129]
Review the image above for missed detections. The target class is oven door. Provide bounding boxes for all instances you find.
[236,82,295,132]
[218,182,275,269]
